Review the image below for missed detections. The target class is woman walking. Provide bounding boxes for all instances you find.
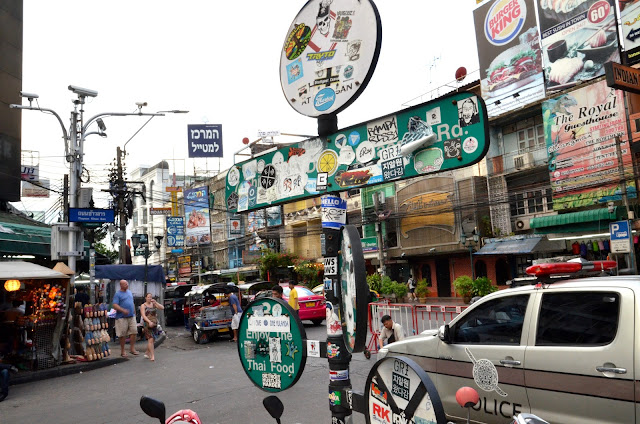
[140,293,164,361]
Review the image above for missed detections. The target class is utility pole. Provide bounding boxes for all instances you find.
[63,174,69,220]
[117,146,127,264]
[373,191,386,277]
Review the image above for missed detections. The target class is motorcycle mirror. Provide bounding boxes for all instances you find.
[140,396,166,424]
[263,395,284,424]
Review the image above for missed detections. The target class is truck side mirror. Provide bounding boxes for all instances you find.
[438,324,451,344]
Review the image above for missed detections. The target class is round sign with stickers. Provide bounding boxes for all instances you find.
[279,0,382,118]
[365,356,447,424]
[340,225,368,352]
[237,297,307,392]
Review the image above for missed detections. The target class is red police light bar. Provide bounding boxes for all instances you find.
[526,260,617,277]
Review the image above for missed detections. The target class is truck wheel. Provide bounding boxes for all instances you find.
[193,329,207,344]
[312,319,323,326]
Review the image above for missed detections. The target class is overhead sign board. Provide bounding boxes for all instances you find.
[188,124,223,158]
[150,207,172,216]
[226,91,489,213]
[21,180,49,198]
[610,220,631,253]
[605,61,640,95]
[21,165,39,182]
[279,0,382,117]
[258,130,281,138]
[69,208,115,223]
[238,297,307,392]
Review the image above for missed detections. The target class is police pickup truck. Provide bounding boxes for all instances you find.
[377,259,635,423]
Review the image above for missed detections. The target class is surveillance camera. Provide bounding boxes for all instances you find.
[96,118,107,132]
[20,91,39,99]
[401,252,406,257]
[68,85,98,98]
[136,102,148,107]
[429,248,436,252]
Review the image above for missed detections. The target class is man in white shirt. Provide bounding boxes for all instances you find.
[378,315,404,348]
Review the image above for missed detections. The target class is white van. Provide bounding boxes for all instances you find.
[377,262,635,423]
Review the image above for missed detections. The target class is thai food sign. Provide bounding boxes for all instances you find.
[536,0,620,93]
[184,186,211,246]
[474,0,546,117]
[543,79,636,210]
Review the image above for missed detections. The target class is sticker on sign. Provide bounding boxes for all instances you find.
[324,257,338,276]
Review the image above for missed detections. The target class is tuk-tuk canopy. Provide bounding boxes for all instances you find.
[185,283,236,298]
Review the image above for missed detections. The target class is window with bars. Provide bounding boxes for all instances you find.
[517,124,545,153]
[510,189,553,217]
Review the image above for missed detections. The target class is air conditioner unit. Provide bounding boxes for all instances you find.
[514,218,530,231]
[513,152,534,170]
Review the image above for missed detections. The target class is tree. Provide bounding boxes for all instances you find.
[257,250,298,281]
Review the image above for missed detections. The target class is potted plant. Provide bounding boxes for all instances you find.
[380,276,395,301]
[472,276,498,297]
[453,275,474,303]
[415,278,430,303]
[392,281,408,302]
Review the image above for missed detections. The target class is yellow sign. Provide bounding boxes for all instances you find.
[399,192,455,237]
[171,192,179,216]
[166,186,182,192]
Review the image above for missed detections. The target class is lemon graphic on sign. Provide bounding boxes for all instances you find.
[317,150,338,176]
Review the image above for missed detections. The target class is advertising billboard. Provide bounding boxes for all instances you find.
[266,205,283,227]
[536,0,620,94]
[544,79,636,210]
[166,216,185,247]
[21,179,50,198]
[184,186,211,246]
[619,0,640,64]
[247,210,266,233]
[474,0,546,117]
[187,124,223,158]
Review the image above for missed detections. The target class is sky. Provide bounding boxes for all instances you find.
[13,0,480,220]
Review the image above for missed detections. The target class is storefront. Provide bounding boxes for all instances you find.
[0,261,70,370]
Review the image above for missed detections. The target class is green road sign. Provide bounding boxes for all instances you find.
[237,297,307,392]
[225,91,488,213]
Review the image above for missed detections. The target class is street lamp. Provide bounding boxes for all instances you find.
[460,229,480,280]
[9,87,185,281]
[131,234,164,294]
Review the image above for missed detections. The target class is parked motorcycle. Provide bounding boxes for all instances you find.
[140,396,202,424]
[263,395,284,424]
[453,387,549,424]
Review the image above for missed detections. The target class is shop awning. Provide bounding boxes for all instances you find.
[95,264,165,283]
[530,206,625,234]
[0,221,51,256]
[475,236,565,255]
[0,261,69,280]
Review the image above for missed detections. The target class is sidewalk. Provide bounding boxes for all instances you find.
[10,333,166,386]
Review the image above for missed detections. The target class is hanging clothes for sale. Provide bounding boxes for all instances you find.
[572,241,580,255]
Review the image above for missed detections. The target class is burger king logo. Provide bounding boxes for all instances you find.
[484,0,527,46]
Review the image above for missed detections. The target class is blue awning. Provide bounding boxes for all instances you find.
[95,264,165,283]
[475,236,565,255]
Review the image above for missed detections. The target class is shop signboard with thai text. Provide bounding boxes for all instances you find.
[543,79,636,210]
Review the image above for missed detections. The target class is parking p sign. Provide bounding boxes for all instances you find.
[610,220,631,253]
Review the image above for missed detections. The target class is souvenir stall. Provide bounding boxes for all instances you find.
[94,264,166,335]
[0,261,70,370]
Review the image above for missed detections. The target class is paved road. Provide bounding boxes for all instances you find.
[0,321,374,423]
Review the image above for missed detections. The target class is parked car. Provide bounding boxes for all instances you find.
[163,284,194,326]
[377,259,631,424]
[254,285,325,325]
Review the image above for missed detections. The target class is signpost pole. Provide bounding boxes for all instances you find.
[615,136,637,274]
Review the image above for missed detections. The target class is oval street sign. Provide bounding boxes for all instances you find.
[365,356,447,424]
[237,297,307,392]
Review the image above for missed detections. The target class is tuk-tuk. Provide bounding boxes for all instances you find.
[237,281,273,307]
[184,283,235,344]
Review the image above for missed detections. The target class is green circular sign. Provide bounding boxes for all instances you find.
[237,297,307,392]
[340,224,368,353]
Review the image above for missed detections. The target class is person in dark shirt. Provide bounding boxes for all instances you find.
[75,286,90,306]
